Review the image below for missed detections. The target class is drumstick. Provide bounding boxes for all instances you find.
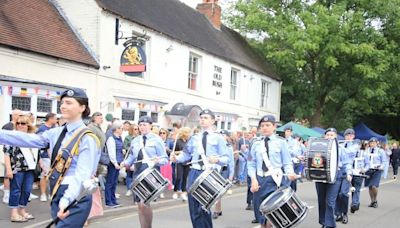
[171,131,180,181]
[134,156,163,164]
[282,174,302,179]
[171,132,180,154]
[186,151,240,165]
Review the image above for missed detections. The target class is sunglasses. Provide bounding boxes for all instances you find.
[16,122,27,126]
[134,128,138,130]
[159,132,167,135]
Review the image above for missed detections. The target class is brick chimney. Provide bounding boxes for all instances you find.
[196,0,221,29]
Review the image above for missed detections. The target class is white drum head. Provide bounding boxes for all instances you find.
[329,140,338,182]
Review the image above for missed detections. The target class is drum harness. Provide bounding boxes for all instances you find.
[259,139,284,187]
[47,127,99,200]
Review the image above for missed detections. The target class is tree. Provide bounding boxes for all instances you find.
[226,0,400,129]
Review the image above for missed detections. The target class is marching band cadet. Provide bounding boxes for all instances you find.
[350,138,370,214]
[335,128,359,224]
[284,126,305,192]
[212,130,235,219]
[316,128,352,228]
[248,115,296,228]
[364,137,386,208]
[171,109,228,228]
[123,116,168,228]
[0,88,101,227]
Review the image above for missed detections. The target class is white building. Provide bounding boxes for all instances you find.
[0,0,282,131]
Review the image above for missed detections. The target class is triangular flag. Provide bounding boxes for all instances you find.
[8,86,12,95]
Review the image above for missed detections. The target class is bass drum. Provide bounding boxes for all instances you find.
[305,138,338,183]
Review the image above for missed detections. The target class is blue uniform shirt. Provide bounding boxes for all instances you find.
[286,137,304,162]
[124,133,168,167]
[0,120,100,209]
[247,134,294,179]
[226,144,235,179]
[365,146,386,169]
[352,149,370,174]
[176,130,228,169]
[338,144,353,175]
[342,141,359,161]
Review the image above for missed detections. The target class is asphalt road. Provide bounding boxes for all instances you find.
[88,176,400,228]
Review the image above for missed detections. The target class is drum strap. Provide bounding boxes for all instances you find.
[261,138,283,186]
[47,127,99,199]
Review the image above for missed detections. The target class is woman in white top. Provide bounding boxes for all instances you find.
[4,115,38,223]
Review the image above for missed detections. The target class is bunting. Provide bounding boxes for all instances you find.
[8,86,12,96]
[20,88,28,96]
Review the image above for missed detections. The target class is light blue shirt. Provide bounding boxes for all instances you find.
[352,149,370,174]
[0,120,100,209]
[106,136,120,165]
[176,131,228,169]
[247,134,294,179]
[226,144,235,179]
[341,141,359,161]
[124,133,168,167]
[338,145,353,175]
[286,137,305,161]
[365,146,386,169]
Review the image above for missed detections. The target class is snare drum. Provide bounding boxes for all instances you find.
[260,187,308,228]
[131,168,169,205]
[305,138,338,183]
[188,169,232,211]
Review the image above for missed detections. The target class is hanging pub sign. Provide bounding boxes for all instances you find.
[120,43,147,77]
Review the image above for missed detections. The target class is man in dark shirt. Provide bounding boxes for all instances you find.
[36,113,57,134]
[391,142,400,179]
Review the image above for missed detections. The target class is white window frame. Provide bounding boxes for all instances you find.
[230,69,239,100]
[261,80,270,108]
[188,53,200,90]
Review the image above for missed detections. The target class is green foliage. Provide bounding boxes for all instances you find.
[226,0,400,130]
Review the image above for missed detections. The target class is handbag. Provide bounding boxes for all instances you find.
[99,145,110,165]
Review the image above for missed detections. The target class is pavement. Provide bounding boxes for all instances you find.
[0,179,248,228]
[0,170,399,228]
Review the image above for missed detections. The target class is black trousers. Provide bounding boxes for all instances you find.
[174,163,190,192]
[392,161,399,176]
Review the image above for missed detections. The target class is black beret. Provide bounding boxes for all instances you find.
[284,125,293,131]
[369,137,378,142]
[138,115,153,124]
[324,127,337,135]
[258,115,276,126]
[60,88,88,100]
[199,109,215,119]
[344,128,355,136]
